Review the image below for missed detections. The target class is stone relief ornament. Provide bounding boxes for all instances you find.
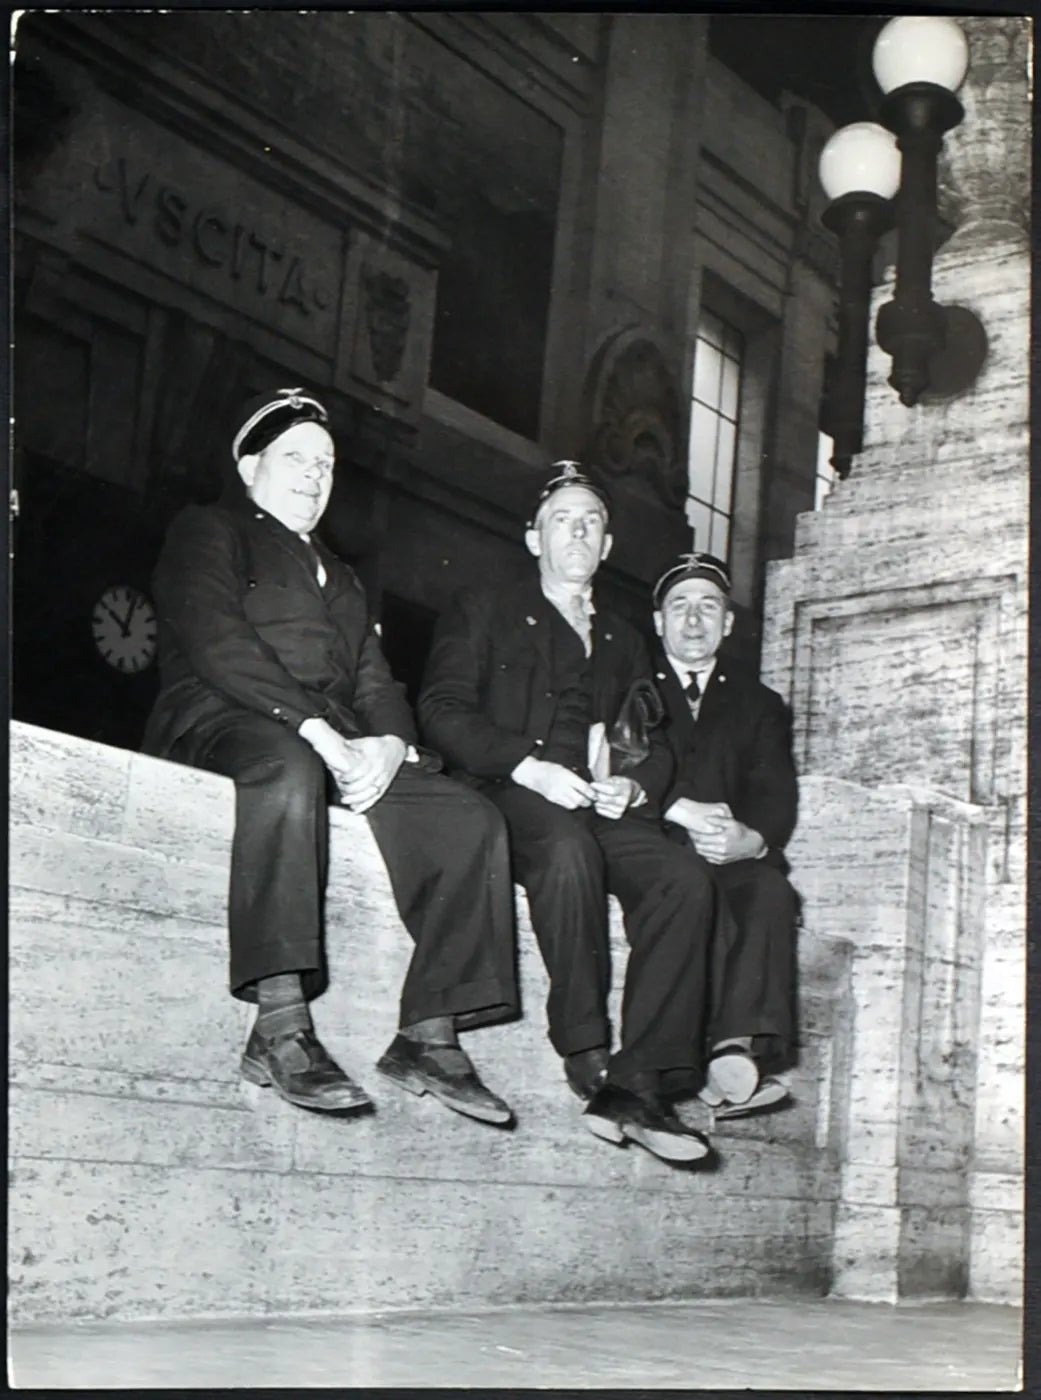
[585,331,686,507]
[362,267,411,382]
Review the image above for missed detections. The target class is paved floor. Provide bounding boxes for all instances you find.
[8,1297,1022,1390]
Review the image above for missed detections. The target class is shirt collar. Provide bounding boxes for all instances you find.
[541,578,596,619]
[666,653,717,690]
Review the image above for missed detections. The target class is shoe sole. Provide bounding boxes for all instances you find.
[714,1082,790,1121]
[584,1112,626,1146]
[375,1056,513,1125]
[584,1113,708,1161]
[707,1053,759,1106]
[241,1056,374,1113]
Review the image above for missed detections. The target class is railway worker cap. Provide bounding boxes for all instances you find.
[527,460,613,527]
[232,387,330,462]
[652,552,732,610]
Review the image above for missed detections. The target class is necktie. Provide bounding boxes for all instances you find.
[300,535,327,587]
[568,596,592,656]
[684,672,701,715]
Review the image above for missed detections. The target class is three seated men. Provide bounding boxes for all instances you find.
[146,388,798,1162]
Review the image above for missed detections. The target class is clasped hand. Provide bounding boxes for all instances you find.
[665,797,765,864]
[300,718,405,813]
[512,756,638,819]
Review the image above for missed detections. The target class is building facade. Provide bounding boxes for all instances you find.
[12,11,838,747]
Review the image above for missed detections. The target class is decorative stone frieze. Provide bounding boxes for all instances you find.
[583,329,686,507]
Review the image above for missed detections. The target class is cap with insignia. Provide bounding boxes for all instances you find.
[232,387,330,462]
[652,552,732,609]
[527,460,612,527]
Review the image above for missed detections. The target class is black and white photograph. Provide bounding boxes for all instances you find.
[6,6,1029,1390]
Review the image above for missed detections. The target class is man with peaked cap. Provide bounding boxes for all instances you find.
[651,552,799,1120]
[418,462,716,1165]
[143,388,517,1124]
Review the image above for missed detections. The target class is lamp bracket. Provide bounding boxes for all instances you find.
[875,299,987,405]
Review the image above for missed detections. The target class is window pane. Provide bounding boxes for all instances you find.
[816,432,834,474]
[699,309,725,350]
[722,322,744,361]
[710,510,730,561]
[719,354,740,420]
[688,402,718,498]
[693,340,722,407]
[714,418,736,513]
[688,498,713,554]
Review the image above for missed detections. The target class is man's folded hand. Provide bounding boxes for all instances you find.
[511,755,594,810]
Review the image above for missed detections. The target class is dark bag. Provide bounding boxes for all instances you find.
[608,678,665,772]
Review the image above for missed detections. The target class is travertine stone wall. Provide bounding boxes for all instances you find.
[9,722,850,1323]
[761,17,1028,1305]
[786,777,990,1301]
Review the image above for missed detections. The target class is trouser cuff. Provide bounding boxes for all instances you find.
[231,941,323,1003]
[548,1017,611,1059]
[400,974,519,1031]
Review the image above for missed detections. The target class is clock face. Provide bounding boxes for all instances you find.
[91,585,158,674]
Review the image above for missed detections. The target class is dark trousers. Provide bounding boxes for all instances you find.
[172,713,517,1029]
[707,858,797,1070]
[482,783,715,1080]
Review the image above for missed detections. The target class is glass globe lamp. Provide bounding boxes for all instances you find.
[873,16,969,96]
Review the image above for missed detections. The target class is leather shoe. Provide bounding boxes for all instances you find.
[564,1046,610,1101]
[241,1026,373,1113]
[714,1076,790,1120]
[584,1081,711,1163]
[376,1033,513,1125]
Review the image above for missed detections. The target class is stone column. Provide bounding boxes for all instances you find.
[761,15,1028,1304]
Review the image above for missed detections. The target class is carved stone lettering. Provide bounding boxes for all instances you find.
[92,156,328,319]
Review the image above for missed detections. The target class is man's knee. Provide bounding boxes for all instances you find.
[736,862,797,921]
[441,780,509,850]
[236,729,327,808]
[661,840,715,902]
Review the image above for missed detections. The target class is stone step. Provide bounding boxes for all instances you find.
[9,722,850,1323]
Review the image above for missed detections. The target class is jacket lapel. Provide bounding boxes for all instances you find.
[655,652,700,755]
[514,574,556,673]
[693,662,729,740]
[249,506,322,586]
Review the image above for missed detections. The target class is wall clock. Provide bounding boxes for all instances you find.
[91,585,157,674]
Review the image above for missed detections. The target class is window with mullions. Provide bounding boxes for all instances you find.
[687,310,743,560]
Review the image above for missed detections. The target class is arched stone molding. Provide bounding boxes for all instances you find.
[582,327,687,508]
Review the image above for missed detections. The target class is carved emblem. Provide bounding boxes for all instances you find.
[585,333,686,507]
[362,267,411,383]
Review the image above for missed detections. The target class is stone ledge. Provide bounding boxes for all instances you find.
[9,720,849,1322]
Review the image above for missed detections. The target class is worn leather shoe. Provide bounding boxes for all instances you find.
[376,1034,513,1125]
[713,1076,790,1120]
[584,1082,711,1163]
[564,1046,610,1101]
[241,1026,373,1113]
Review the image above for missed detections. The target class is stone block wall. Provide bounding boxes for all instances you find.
[9,721,849,1324]
[759,34,1029,1299]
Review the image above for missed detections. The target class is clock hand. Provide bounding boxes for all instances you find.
[120,595,140,635]
[100,600,128,631]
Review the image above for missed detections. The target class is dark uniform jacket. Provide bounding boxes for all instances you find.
[656,652,798,866]
[418,576,674,811]
[143,499,417,759]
